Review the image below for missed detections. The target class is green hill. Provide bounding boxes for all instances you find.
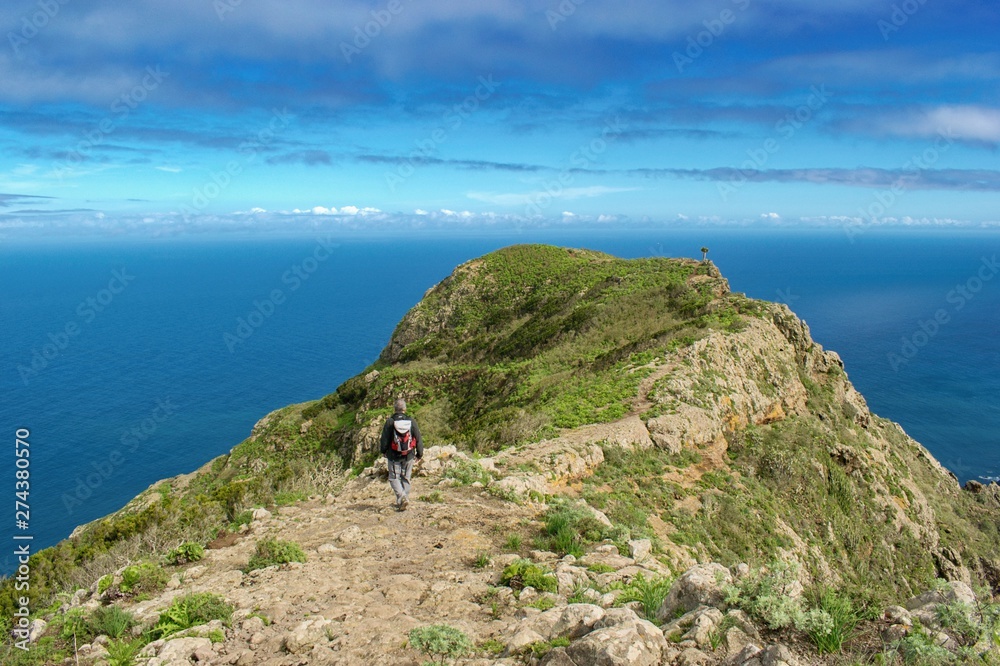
[4,244,999,653]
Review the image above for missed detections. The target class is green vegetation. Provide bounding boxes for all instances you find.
[615,573,674,622]
[443,458,492,486]
[166,541,205,565]
[538,499,614,557]
[418,490,445,503]
[151,592,233,639]
[500,559,557,593]
[408,624,472,665]
[245,538,307,572]
[118,562,169,597]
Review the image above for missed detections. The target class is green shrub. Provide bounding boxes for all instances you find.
[616,573,673,622]
[245,539,307,572]
[473,551,492,568]
[166,542,205,565]
[801,590,859,654]
[503,534,522,552]
[500,560,557,593]
[896,626,957,665]
[419,491,445,503]
[152,592,234,639]
[723,560,804,630]
[119,562,168,596]
[443,459,491,486]
[408,624,473,665]
[586,562,615,574]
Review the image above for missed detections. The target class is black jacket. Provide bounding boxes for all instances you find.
[380,412,423,461]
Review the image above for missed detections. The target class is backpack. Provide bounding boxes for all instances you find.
[391,418,415,456]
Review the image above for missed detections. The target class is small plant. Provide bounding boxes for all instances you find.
[802,590,859,654]
[166,542,205,565]
[486,484,521,503]
[119,562,169,596]
[105,638,144,666]
[207,628,226,643]
[473,551,492,568]
[539,499,609,557]
[408,624,473,665]
[152,592,234,639]
[89,605,137,639]
[419,491,445,503]
[500,560,557,593]
[245,538,307,572]
[503,534,522,551]
[527,596,557,611]
[274,490,309,506]
[586,562,615,574]
[443,459,491,486]
[478,638,505,655]
[616,573,673,622]
[97,574,114,594]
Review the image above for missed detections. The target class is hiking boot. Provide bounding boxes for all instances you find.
[399,497,409,511]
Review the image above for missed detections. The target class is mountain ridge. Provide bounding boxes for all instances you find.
[4,243,1000,665]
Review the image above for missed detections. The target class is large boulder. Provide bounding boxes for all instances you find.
[557,617,667,666]
[658,563,733,622]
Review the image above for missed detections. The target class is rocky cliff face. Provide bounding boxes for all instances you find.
[6,244,1000,665]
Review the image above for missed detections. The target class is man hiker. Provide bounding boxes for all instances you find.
[380,398,423,511]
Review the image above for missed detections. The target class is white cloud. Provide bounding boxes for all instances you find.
[414,209,429,215]
[312,206,337,215]
[467,186,640,206]
[760,212,781,219]
[155,166,182,173]
[876,105,1000,144]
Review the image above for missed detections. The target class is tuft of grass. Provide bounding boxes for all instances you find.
[419,491,445,503]
[245,538,307,572]
[539,499,611,557]
[472,551,492,568]
[503,534,523,552]
[105,638,144,666]
[616,573,673,622]
[89,605,138,639]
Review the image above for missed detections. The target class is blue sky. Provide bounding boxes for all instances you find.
[1,0,998,236]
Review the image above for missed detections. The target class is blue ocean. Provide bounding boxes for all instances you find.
[2,228,999,576]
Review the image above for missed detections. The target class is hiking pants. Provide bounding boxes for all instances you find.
[387,456,414,505]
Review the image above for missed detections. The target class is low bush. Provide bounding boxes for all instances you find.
[500,560,557,593]
[245,539,307,572]
[151,592,233,639]
[616,573,673,622]
[166,542,205,565]
[408,624,472,665]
